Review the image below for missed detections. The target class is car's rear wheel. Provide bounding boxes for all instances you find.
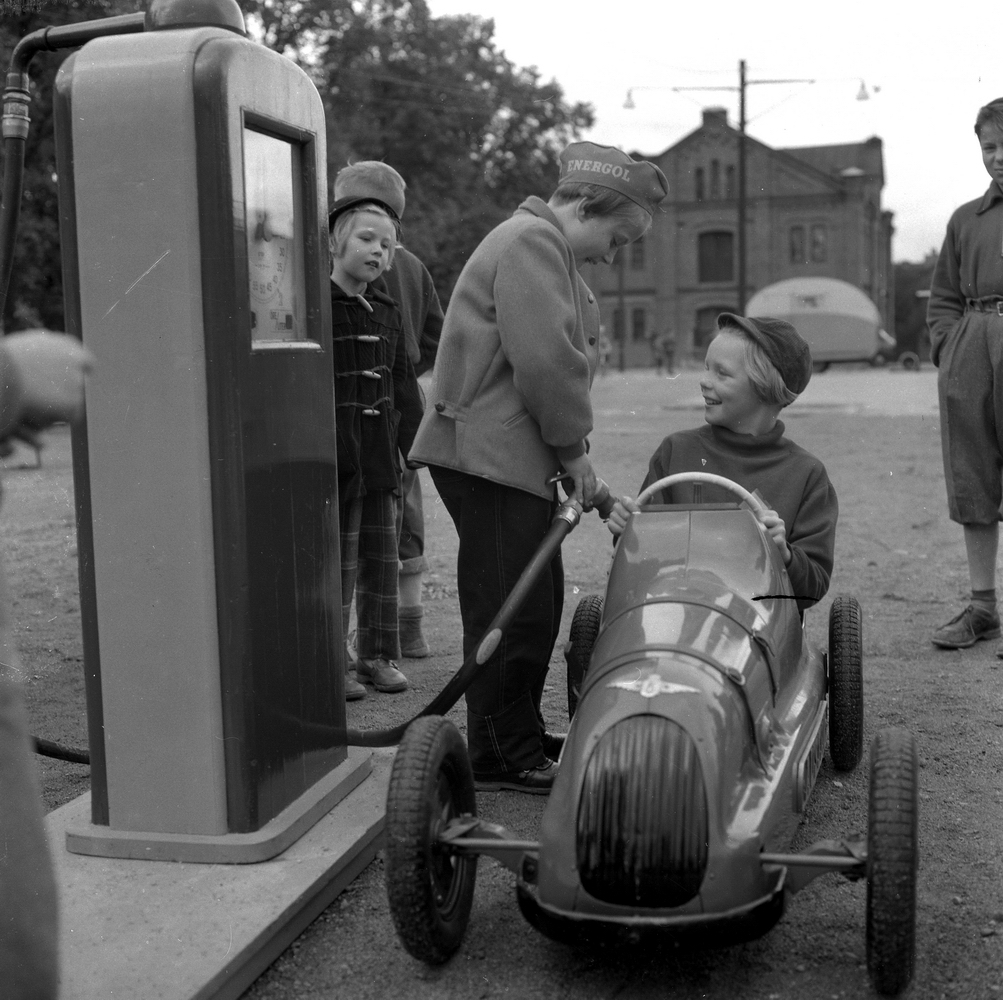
[900,351,920,371]
[567,594,603,720]
[385,716,477,964]
[866,726,918,996]
[828,594,864,771]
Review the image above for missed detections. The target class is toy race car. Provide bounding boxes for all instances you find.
[383,472,919,997]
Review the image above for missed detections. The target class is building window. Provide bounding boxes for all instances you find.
[710,159,720,199]
[630,236,645,269]
[611,308,623,341]
[631,307,647,342]
[698,230,734,283]
[810,224,828,262]
[695,167,705,201]
[790,225,806,264]
[725,164,735,199]
[694,305,731,353]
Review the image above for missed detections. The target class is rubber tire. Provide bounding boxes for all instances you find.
[866,727,919,996]
[385,716,477,964]
[568,594,603,720]
[828,594,864,771]
[900,351,920,371]
[870,352,888,367]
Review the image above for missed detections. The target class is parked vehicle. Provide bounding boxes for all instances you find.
[746,277,916,370]
[383,473,919,996]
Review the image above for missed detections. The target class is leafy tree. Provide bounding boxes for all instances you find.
[0,0,591,328]
[0,0,142,331]
[240,0,594,297]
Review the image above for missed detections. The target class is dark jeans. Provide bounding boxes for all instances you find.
[428,466,562,776]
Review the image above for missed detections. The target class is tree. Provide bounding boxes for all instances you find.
[0,0,142,331]
[240,0,593,297]
[0,0,591,328]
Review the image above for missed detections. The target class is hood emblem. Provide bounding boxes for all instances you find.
[608,673,698,698]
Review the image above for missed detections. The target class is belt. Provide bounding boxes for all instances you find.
[965,297,1003,316]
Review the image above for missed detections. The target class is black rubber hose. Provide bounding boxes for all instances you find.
[33,737,89,765]
[0,12,146,318]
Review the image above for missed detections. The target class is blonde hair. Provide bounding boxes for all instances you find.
[329,203,397,270]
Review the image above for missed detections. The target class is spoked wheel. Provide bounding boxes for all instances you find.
[866,727,919,996]
[828,594,864,771]
[567,594,603,720]
[385,716,478,964]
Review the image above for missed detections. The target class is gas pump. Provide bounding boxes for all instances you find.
[40,0,366,862]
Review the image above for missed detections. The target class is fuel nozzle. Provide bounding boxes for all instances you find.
[548,471,618,520]
[590,479,617,520]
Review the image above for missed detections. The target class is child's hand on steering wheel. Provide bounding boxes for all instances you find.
[607,495,640,537]
[757,508,791,565]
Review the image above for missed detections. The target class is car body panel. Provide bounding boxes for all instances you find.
[533,504,828,940]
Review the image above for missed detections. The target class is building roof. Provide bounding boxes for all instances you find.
[779,137,884,185]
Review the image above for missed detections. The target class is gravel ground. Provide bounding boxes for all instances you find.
[10,363,1003,999]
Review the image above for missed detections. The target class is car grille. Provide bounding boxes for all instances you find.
[576,715,708,908]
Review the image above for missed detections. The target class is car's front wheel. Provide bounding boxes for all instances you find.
[866,726,918,996]
[567,594,603,720]
[385,716,478,964]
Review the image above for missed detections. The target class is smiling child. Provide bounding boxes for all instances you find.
[607,313,838,612]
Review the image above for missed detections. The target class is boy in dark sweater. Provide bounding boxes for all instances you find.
[608,313,837,612]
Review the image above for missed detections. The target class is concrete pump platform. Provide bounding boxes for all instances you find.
[44,747,393,1000]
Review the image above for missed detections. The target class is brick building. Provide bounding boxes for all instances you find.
[582,107,895,366]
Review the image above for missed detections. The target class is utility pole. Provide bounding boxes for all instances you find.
[640,65,814,316]
[737,59,747,314]
[617,251,626,371]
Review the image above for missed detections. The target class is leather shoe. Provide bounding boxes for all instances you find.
[931,604,1000,649]
[474,759,558,795]
[541,731,566,760]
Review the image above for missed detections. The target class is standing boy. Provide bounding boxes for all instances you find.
[411,142,667,793]
[928,97,1003,652]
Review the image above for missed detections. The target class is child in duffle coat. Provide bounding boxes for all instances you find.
[607,314,838,614]
[329,198,423,697]
[409,141,668,794]
[332,160,444,661]
[927,96,1003,654]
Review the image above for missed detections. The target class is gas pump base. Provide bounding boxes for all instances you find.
[47,749,392,1000]
[65,750,372,864]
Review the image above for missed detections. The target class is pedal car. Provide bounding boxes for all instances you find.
[383,473,919,996]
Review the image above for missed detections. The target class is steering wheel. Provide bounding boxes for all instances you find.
[636,472,767,514]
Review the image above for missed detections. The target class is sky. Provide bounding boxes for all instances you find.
[425,0,1002,263]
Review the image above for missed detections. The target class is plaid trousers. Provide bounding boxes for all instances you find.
[339,489,400,661]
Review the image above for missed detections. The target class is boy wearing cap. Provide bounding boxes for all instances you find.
[410,141,668,793]
[927,97,1003,653]
[608,313,837,612]
[333,162,443,663]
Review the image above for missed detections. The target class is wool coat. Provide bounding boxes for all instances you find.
[331,280,423,502]
[409,197,601,499]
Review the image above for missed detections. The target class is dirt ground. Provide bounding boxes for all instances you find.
[6,366,1003,999]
